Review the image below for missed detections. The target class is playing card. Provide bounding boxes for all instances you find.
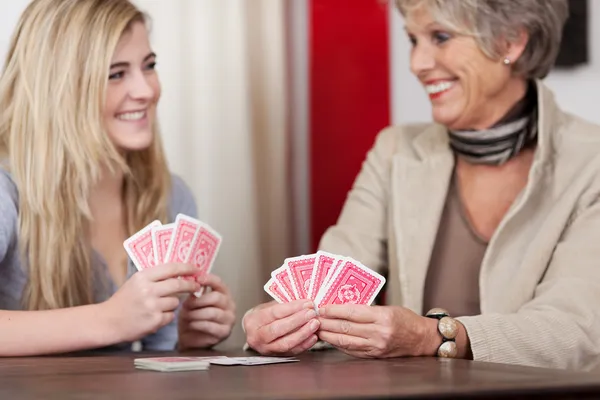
[165,214,199,264]
[151,223,174,265]
[271,264,297,301]
[123,220,162,271]
[314,257,385,308]
[264,277,290,303]
[208,356,299,366]
[320,256,344,292]
[134,356,230,372]
[187,222,222,277]
[307,251,338,300]
[135,356,226,364]
[285,254,317,300]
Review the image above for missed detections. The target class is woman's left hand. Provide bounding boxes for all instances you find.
[317,304,439,358]
[177,274,236,350]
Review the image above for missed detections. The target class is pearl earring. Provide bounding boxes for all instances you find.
[503,57,511,65]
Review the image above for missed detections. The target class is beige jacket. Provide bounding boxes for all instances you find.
[319,81,600,371]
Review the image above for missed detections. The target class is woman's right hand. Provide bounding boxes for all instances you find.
[243,300,320,355]
[102,263,200,343]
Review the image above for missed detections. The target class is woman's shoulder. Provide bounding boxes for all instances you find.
[0,166,18,209]
[370,122,446,158]
[168,173,198,220]
[557,112,600,145]
[0,165,19,258]
[552,112,600,166]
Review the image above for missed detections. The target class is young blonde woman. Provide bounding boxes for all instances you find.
[0,0,235,356]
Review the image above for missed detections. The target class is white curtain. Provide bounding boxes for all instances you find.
[135,0,294,348]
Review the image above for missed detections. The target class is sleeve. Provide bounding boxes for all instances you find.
[457,199,600,371]
[317,128,397,275]
[0,169,19,262]
[141,174,199,351]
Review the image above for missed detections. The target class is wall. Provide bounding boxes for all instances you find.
[0,1,30,63]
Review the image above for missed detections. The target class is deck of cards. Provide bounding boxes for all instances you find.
[264,251,386,308]
[134,356,298,372]
[123,214,222,297]
[134,357,212,372]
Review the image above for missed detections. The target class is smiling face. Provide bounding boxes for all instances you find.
[104,21,160,152]
[405,7,527,130]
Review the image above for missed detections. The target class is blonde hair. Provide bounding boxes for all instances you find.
[0,0,171,310]
[395,0,569,79]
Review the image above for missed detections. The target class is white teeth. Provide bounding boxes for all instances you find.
[117,111,145,121]
[425,81,454,94]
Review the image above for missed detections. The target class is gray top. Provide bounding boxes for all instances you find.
[0,168,198,352]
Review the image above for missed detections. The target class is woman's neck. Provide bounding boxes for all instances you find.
[89,166,125,216]
[471,78,528,130]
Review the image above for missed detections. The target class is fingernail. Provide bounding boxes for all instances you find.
[309,319,320,330]
[303,301,314,309]
[305,309,316,320]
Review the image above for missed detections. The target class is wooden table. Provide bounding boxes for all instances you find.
[1,349,599,399]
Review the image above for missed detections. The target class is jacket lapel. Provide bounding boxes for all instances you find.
[478,80,559,312]
[390,125,454,314]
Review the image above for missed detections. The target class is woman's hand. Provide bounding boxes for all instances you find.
[243,300,320,355]
[177,274,236,349]
[103,263,200,343]
[317,304,440,358]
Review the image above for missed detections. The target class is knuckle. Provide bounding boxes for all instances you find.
[277,337,293,353]
[269,305,283,320]
[268,323,280,340]
[253,329,267,346]
[337,335,350,349]
[139,284,152,297]
[207,308,220,320]
[144,298,158,311]
[225,311,236,325]
[213,292,226,305]
[246,332,258,348]
[366,347,380,358]
[381,326,394,342]
[375,339,387,352]
[247,311,263,331]
[346,307,355,320]
[243,314,253,332]
[380,308,393,325]
[150,313,163,330]
[340,320,352,335]
[176,279,187,292]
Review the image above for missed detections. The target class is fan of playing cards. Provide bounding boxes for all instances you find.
[123,214,222,297]
[264,251,386,308]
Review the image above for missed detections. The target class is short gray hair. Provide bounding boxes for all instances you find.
[395,0,569,79]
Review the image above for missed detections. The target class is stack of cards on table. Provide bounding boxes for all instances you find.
[134,356,298,371]
[264,251,386,308]
[123,214,222,296]
[134,357,212,372]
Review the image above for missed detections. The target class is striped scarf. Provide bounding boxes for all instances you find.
[448,83,538,165]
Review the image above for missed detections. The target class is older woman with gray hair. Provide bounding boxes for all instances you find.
[243,0,600,370]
